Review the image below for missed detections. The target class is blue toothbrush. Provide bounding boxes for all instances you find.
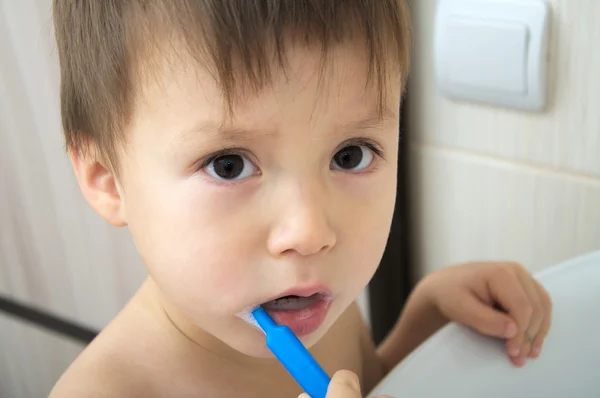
[252,306,331,398]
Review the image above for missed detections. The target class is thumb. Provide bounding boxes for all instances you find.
[325,370,362,397]
[451,293,518,339]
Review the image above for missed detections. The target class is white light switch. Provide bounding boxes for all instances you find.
[443,18,528,94]
[434,0,550,111]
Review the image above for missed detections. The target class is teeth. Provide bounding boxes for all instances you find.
[263,293,322,311]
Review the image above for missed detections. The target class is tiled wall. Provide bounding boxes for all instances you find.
[0,2,148,395]
[0,0,147,332]
[408,0,600,278]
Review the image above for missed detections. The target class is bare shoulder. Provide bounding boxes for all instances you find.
[49,342,154,398]
[318,300,365,352]
[49,332,156,398]
[49,293,161,397]
[313,299,385,394]
[329,299,373,350]
[344,299,387,394]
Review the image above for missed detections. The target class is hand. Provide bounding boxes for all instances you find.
[297,370,393,398]
[423,262,552,367]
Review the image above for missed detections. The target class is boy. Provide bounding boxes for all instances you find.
[50,1,552,397]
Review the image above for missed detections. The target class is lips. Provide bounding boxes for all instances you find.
[259,287,332,337]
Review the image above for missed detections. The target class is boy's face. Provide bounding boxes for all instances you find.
[102,43,400,357]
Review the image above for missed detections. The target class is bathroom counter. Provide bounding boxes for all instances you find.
[368,250,600,397]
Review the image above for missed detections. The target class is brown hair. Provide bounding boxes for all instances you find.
[53,0,411,173]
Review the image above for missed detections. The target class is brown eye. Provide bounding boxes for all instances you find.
[204,154,256,181]
[331,145,374,171]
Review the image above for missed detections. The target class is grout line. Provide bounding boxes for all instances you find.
[410,140,600,185]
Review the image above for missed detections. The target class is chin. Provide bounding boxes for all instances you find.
[230,304,341,359]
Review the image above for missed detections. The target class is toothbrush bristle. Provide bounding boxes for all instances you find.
[235,306,264,333]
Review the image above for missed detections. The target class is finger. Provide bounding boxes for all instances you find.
[530,281,553,357]
[298,394,310,398]
[449,291,517,339]
[512,273,545,360]
[326,370,362,398]
[488,268,533,359]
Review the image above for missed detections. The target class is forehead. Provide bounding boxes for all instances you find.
[128,42,398,144]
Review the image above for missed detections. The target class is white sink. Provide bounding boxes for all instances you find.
[368,250,600,397]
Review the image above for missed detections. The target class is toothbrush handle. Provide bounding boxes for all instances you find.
[266,325,331,398]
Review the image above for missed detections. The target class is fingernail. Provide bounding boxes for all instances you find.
[508,347,520,357]
[505,322,517,338]
[531,347,541,357]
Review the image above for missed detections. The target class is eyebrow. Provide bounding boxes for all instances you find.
[178,123,271,148]
[176,106,398,147]
[339,106,398,135]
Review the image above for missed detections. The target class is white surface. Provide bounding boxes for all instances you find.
[434,0,550,110]
[368,250,600,397]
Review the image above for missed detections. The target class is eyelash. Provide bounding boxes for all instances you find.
[336,138,385,160]
[196,148,253,171]
[196,138,385,175]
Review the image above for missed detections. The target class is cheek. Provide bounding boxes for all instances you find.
[336,169,397,290]
[124,177,263,313]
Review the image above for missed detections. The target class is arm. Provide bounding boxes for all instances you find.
[371,261,553,376]
[374,279,448,373]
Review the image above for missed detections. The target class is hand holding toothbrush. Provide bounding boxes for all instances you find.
[298,370,393,398]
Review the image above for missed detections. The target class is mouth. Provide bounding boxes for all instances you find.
[259,288,333,337]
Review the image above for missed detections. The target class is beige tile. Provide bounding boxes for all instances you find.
[532,173,600,272]
[408,0,600,179]
[409,145,538,278]
[410,144,600,279]
[0,2,147,330]
[0,314,85,398]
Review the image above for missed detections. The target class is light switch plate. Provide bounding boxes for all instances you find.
[434,0,551,111]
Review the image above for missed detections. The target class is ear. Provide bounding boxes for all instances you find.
[71,148,127,227]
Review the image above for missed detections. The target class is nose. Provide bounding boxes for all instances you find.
[267,181,337,257]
